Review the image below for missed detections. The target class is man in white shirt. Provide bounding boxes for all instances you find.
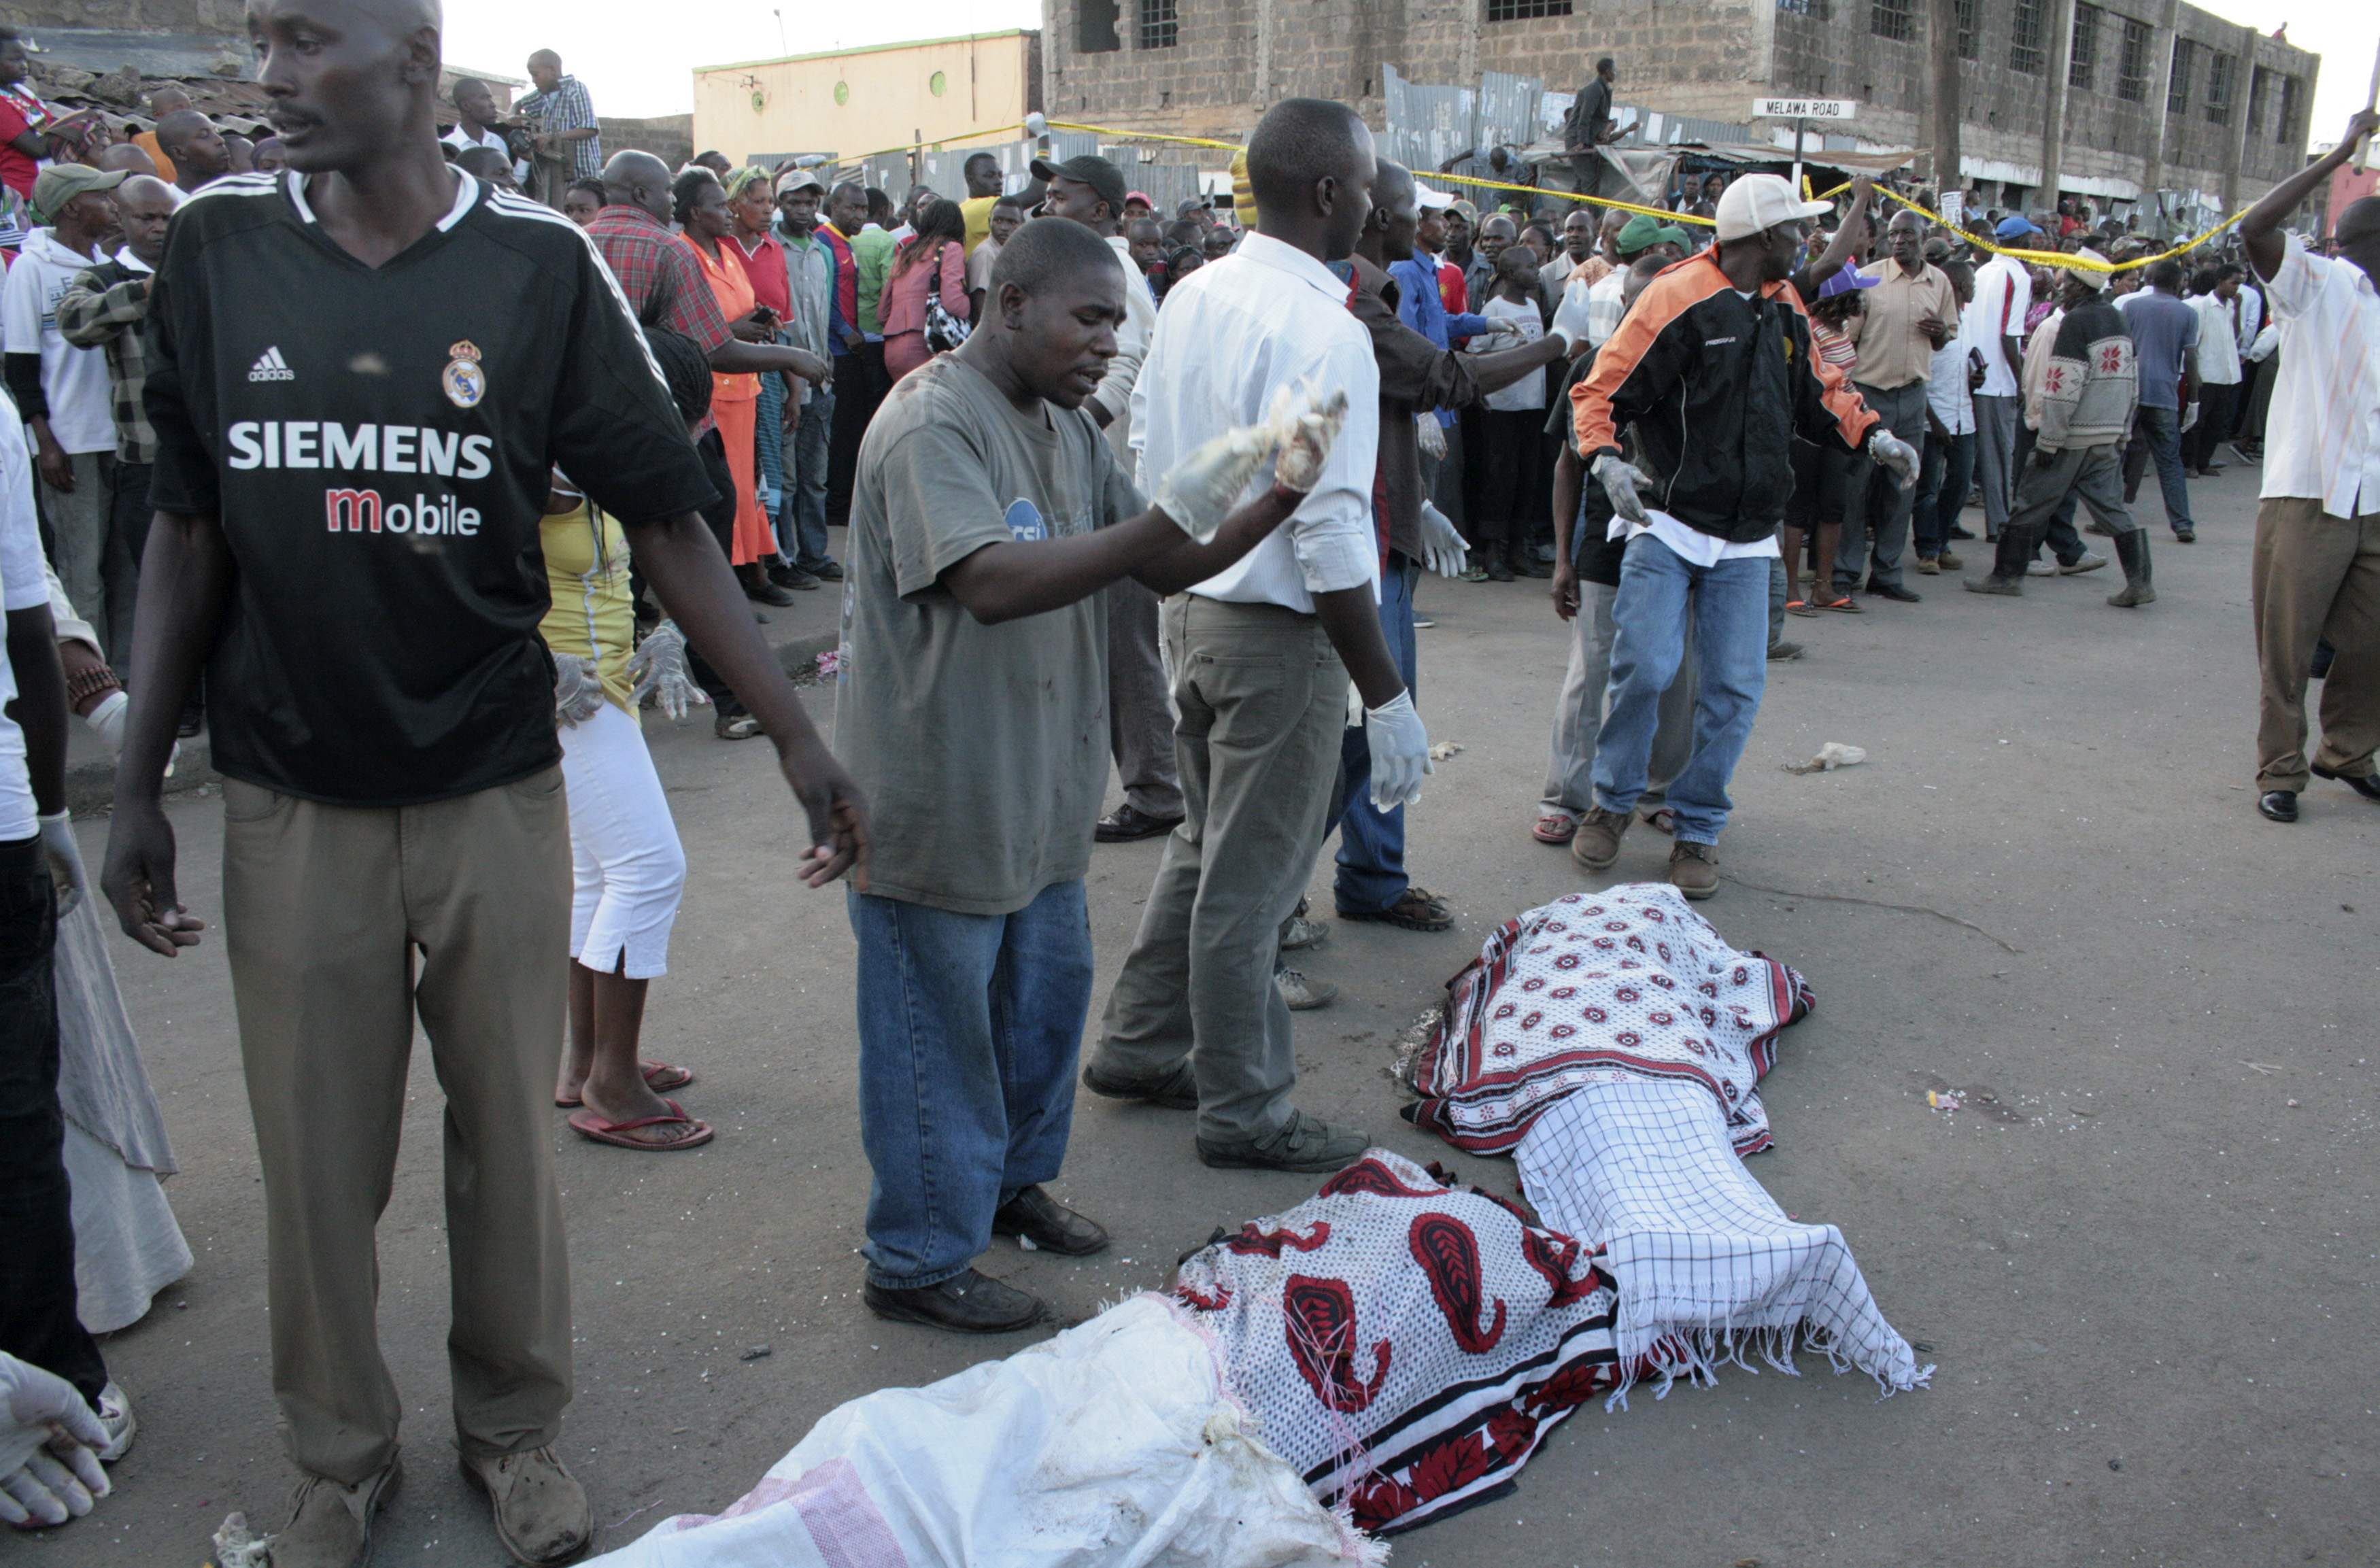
[2237,110,2380,825]
[1965,216,2039,539]
[0,379,124,1501]
[2,167,122,662]
[2182,267,2243,477]
[1087,98,1418,1175]
[1034,152,1183,843]
[441,78,526,187]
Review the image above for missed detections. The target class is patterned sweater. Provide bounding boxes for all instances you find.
[2026,296,2137,451]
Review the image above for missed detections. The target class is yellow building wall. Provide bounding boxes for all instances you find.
[692,31,1034,166]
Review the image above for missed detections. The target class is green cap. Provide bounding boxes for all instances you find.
[1616,212,1690,256]
[31,164,128,222]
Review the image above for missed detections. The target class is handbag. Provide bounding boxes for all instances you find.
[922,243,972,355]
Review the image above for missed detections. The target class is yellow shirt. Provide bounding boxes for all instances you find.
[540,501,637,714]
[960,194,1000,256]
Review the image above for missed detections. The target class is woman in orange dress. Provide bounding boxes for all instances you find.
[674,168,777,578]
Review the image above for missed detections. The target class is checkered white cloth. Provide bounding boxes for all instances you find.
[1515,1080,1930,1397]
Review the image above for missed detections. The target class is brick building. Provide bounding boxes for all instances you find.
[1040,0,2320,214]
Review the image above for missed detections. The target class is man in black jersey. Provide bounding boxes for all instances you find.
[98,1,870,1563]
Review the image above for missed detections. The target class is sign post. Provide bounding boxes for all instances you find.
[1752,97,1857,198]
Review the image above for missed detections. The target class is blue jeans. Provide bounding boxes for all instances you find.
[782,386,836,571]
[1916,429,1976,560]
[848,880,1093,1289]
[1327,553,1417,915]
[2130,405,2194,532]
[1591,535,1770,846]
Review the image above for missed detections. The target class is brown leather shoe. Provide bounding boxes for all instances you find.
[1668,841,1720,900]
[462,1447,592,1567]
[275,1454,402,1568]
[1568,806,1632,872]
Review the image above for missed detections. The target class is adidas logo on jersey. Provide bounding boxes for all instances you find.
[248,347,295,383]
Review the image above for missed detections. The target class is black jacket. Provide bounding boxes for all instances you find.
[1571,252,1877,542]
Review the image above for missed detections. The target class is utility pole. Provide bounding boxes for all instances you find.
[2040,0,2077,216]
[1931,0,1963,201]
[2140,0,2181,223]
[2220,27,2252,213]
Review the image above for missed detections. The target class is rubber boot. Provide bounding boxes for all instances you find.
[1965,519,2034,595]
[2107,528,2155,607]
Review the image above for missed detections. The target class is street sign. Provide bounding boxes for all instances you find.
[1752,97,1857,122]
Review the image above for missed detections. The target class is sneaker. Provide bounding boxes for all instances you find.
[92,1382,135,1463]
[2059,551,2109,575]
[1568,806,1631,872]
[713,711,763,740]
[1280,913,1330,951]
[1767,640,1804,661]
[1667,841,1720,901]
[992,1185,1109,1255]
[864,1269,1046,1333]
[2026,560,2058,577]
[1197,1110,1369,1173]
[462,1447,592,1567]
[1276,968,1338,1010]
[277,1456,403,1568]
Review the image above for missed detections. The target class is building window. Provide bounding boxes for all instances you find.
[2067,4,2098,92]
[1485,0,1573,19]
[2009,0,2045,75]
[1954,0,1979,59]
[2245,66,2271,138]
[2205,52,2234,126]
[2167,37,2193,115]
[1869,0,1913,42]
[2115,16,2151,103]
[1077,0,1120,54]
[1138,0,1178,48]
[1774,0,1831,14]
[2275,73,2302,143]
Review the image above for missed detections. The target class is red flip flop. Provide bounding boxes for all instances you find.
[555,1060,694,1109]
[1531,814,1577,845]
[567,1099,713,1151]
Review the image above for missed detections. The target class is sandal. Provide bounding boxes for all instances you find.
[556,1060,694,1109]
[1813,592,1863,613]
[1338,885,1455,932]
[1785,594,1818,618]
[567,1098,714,1151]
[1531,813,1578,845]
[1637,805,1677,835]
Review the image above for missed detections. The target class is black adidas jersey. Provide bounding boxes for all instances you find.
[144,169,716,805]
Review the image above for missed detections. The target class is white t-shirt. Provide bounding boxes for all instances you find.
[1471,295,1546,411]
[1963,254,2033,400]
[2187,292,2242,386]
[441,124,529,183]
[1,228,116,456]
[0,402,50,842]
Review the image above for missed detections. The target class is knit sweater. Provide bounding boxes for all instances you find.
[2026,297,2137,451]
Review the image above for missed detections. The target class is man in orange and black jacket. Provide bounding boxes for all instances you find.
[1562,174,1916,900]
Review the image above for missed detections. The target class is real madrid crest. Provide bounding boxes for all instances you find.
[442,339,486,409]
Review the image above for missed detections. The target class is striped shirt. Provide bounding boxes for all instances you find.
[2257,233,2380,519]
[517,75,602,180]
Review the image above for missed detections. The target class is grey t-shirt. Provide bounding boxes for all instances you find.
[834,353,1144,915]
[2123,292,2199,410]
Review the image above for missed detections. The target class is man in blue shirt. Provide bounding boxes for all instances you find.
[2120,259,2200,543]
[1389,184,1491,560]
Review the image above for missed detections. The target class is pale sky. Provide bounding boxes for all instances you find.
[445,0,2375,135]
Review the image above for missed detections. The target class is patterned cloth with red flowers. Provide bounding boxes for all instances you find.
[1404,883,1814,1157]
[1172,1149,1623,1535]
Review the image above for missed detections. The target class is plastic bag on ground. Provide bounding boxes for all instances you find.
[585,1294,1378,1568]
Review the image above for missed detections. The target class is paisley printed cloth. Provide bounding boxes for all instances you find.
[1403,883,1814,1156]
[1174,1149,1622,1535]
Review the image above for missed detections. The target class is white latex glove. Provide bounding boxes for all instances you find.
[1363,688,1433,812]
[1591,452,1652,525]
[2179,399,2199,433]
[1415,411,1446,462]
[35,813,84,919]
[0,1354,108,1527]
[1023,112,1048,137]
[1268,382,1350,492]
[82,690,126,757]
[551,652,606,728]
[1552,277,1595,349]
[1417,501,1470,579]
[1867,427,1920,490]
[627,621,709,723]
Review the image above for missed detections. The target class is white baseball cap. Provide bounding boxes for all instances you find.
[1414,184,1457,211]
[1713,173,1833,243]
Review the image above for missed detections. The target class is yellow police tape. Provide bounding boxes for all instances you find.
[839,118,2245,273]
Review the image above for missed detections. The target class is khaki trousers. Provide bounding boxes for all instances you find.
[1093,597,1347,1143]
[2250,498,2380,794]
[221,768,573,1484]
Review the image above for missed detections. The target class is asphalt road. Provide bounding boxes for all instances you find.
[29,468,2378,1567]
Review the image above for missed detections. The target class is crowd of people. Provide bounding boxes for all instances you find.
[0,3,2373,1560]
